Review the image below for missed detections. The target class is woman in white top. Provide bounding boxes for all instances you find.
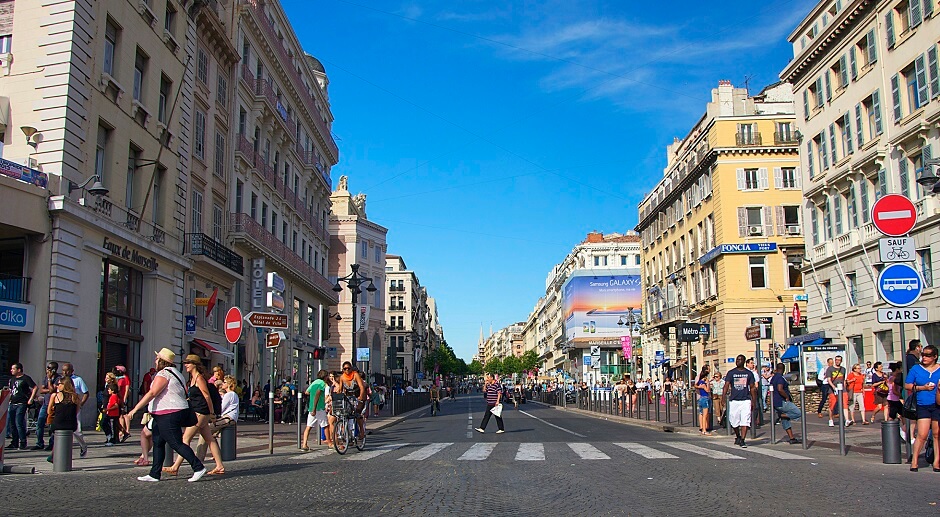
[128,348,207,483]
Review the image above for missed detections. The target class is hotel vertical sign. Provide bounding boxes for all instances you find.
[251,258,266,310]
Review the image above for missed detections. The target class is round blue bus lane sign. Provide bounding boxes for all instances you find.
[877,263,924,307]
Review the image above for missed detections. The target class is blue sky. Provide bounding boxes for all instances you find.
[283,0,817,361]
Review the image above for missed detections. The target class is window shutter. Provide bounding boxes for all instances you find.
[815,77,824,106]
[890,74,902,122]
[824,71,832,101]
[925,0,935,19]
[885,13,895,48]
[867,30,877,63]
[775,206,786,236]
[763,206,774,236]
[803,90,810,120]
[758,168,769,190]
[928,46,940,99]
[899,159,910,198]
[843,112,853,154]
[811,207,819,245]
[807,142,815,179]
[855,103,864,147]
[911,0,923,28]
[839,55,849,86]
[795,167,802,189]
[872,90,883,134]
[925,144,933,161]
[738,207,747,237]
[877,169,887,198]
[774,167,783,189]
[915,54,929,106]
[736,168,746,190]
[829,124,838,164]
[849,47,858,79]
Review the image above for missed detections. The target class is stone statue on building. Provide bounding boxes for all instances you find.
[352,193,366,215]
[337,175,348,191]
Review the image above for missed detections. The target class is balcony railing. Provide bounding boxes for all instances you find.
[0,274,30,303]
[229,212,337,302]
[243,0,338,160]
[185,233,244,275]
[774,132,799,145]
[736,133,763,146]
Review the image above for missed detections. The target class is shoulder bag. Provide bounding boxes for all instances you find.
[166,369,199,428]
[903,385,919,421]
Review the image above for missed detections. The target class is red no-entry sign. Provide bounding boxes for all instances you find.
[224,307,243,344]
[871,194,917,237]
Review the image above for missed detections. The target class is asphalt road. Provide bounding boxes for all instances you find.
[2,394,937,516]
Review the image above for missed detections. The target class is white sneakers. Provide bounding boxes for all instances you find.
[475,428,485,433]
[496,430,505,434]
[828,420,835,427]
[188,467,208,482]
[137,475,159,482]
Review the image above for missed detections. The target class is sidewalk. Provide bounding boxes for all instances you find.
[532,395,894,456]
[1,406,420,475]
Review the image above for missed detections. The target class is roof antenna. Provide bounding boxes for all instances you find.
[743,74,753,93]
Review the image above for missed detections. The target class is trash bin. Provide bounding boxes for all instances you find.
[881,420,901,464]
[863,388,875,412]
[220,424,237,461]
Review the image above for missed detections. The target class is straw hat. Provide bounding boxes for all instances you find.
[155,348,176,364]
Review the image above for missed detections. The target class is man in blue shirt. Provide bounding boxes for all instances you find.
[770,363,802,444]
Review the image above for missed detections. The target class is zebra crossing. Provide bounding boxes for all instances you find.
[299,441,814,463]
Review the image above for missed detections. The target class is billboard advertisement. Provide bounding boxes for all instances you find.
[562,270,642,346]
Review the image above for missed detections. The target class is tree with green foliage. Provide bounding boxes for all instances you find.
[520,350,540,374]
[502,355,522,376]
[484,356,503,374]
[467,359,483,375]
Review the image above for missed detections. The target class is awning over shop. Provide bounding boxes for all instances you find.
[780,345,800,362]
[191,338,234,357]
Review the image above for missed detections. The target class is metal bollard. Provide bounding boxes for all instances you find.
[220,424,237,461]
[881,420,902,464]
[836,387,846,455]
[677,392,683,426]
[770,400,776,444]
[799,385,807,449]
[665,393,671,423]
[646,392,651,421]
[52,430,73,472]
[655,392,661,421]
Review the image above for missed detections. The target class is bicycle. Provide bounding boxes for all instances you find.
[331,393,366,455]
[886,247,910,261]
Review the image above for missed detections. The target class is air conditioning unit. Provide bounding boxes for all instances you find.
[786,225,801,235]
[748,225,763,235]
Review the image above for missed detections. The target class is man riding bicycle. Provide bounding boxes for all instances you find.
[339,362,367,439]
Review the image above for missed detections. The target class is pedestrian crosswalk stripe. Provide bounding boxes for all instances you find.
[568,443,610,460]
[660,441,745,459]
[399,443,454,461]
[614,442,679,459]
[515,443,544,461]
[289,448,334,460]
[458,442,497,460]
[346,442,407,461]
[714,442,813,460]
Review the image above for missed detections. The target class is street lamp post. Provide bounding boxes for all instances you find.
[332,264,377,376]
[617,309,641,380]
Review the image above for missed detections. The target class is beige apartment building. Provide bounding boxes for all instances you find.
[230,0,339,388]
[327,176,387,374]
[636,82,806,382]
[385,254,428,385]
[781,0,940,362]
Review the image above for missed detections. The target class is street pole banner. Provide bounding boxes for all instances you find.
[355,304,371,332]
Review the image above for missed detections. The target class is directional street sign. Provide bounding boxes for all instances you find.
[224,307,243,344]
[877,263,924,307]
[878,237,916,263]
[871,194,917,237]
[266,331,285,349]
[745,324,771,341]
[877,307,928,324]
[244,311,288,329]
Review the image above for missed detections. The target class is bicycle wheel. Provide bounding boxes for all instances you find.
[355,418,366,451]
[333,416,349,455]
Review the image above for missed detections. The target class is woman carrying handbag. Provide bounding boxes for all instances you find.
[903,345,940,472]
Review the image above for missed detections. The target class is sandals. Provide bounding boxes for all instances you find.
[134,457,151,466]
[207,467,225,475]
[162,467,179,476]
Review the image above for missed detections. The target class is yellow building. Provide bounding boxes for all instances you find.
[636,81,807,382]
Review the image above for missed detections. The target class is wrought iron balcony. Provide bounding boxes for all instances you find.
[185,233,244,275]
[0,274,30,303]
[735,132,763,146]
[774,132,799,145]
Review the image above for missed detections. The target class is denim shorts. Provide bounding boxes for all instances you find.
[697,396,711,413]
[916,403,940,421]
